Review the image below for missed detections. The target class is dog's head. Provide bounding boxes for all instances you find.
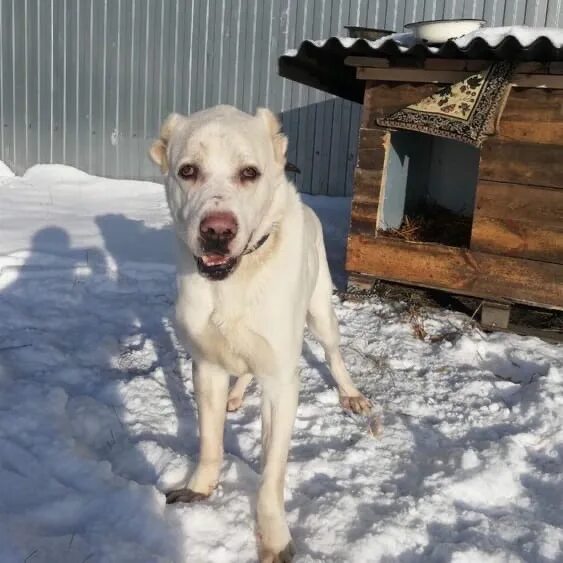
[149,105,288,281]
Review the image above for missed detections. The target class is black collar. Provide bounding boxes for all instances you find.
[243,233,270,255]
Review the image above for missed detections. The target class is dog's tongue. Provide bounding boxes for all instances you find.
[201,254,230,267]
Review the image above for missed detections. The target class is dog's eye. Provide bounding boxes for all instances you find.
[178,164,198,180]
[240,166,260,181]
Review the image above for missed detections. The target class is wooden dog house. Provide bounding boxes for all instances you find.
[280,29,563,324]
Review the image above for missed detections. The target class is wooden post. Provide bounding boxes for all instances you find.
[481,301,511,330]
[347,272,376,292]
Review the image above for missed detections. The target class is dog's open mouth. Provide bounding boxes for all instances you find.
[196,254,240,280]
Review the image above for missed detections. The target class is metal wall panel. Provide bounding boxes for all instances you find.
[1,0,562,195]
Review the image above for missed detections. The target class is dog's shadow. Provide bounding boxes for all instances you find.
[302,338,334,390]
[95,213,246,461]
[0,224,193,561]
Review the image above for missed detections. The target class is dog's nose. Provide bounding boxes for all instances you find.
[199,212,238,243]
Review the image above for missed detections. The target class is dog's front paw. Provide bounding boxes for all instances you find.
[165,488,209,504]
[260,541,296,563]
[226,396,244,412]
[340,393,371,415]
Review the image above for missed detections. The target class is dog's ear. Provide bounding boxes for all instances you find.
[149,112,183,173]
[256,108,288,166]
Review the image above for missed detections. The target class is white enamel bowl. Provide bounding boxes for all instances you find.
[405,19,486,45]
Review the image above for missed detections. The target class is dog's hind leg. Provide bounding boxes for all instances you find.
[307,247,371,415]
[227,373,253,412]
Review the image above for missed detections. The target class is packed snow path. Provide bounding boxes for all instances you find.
[0,165,561,562]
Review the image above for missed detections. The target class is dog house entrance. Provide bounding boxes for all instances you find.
[378,131,479,248]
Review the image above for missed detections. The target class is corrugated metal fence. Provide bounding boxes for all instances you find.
[0,0,562,195]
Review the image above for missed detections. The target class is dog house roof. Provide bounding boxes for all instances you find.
[279,26,563,103]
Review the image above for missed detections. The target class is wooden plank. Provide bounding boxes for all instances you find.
[350,127,387,237]
[357,146,386,170]
[551,62,563,75]
[345,56,390,68]
[361,82,440,127]
[357,67,471,83]
[515,62,550,73]
[364,82,441,110]
[513,74,563,89]
[357,67,563,89]
[350,125,388,235]
[353,168,383,202]
[351,200,379,224]
[501,87,563,132]
[497,123,563,145]
[465,60,493,72]
[429,60,541,73]
[349,219,377,237]
[350,58,549,73]
[471,181,563,263]
[473,181,563,228]
[358,127,387,149]
[346,234,563,310]
[480,140,563,189]
[471,217,563,263]
[424,59,468,71]
[497,89,563,145]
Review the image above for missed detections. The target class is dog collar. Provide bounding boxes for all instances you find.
[243,233,270,255]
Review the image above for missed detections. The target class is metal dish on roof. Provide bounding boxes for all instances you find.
[344,26,395,40]
[405,19,486,45]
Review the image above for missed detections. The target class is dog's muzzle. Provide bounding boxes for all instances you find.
[196,255,240,280]
[195,232,271,280]
[196,211,239,280]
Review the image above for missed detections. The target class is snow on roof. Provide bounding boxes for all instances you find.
[279,26,563,103]
[455,25,563,49]
[282,25,563,57]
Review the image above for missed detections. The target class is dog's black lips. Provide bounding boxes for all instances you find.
[196,255,240,280]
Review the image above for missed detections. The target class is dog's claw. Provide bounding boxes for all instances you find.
[341,394,372,415]
[260,541,296,563]
[165,488,209,504]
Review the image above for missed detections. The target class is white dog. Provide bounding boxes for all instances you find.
[150,105,370,562]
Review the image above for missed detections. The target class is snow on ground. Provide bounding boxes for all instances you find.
[0,163,561,563]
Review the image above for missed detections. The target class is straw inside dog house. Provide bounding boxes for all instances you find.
[280,29,563,326]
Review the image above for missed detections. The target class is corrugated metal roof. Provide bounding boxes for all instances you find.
[279,26,563,103]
